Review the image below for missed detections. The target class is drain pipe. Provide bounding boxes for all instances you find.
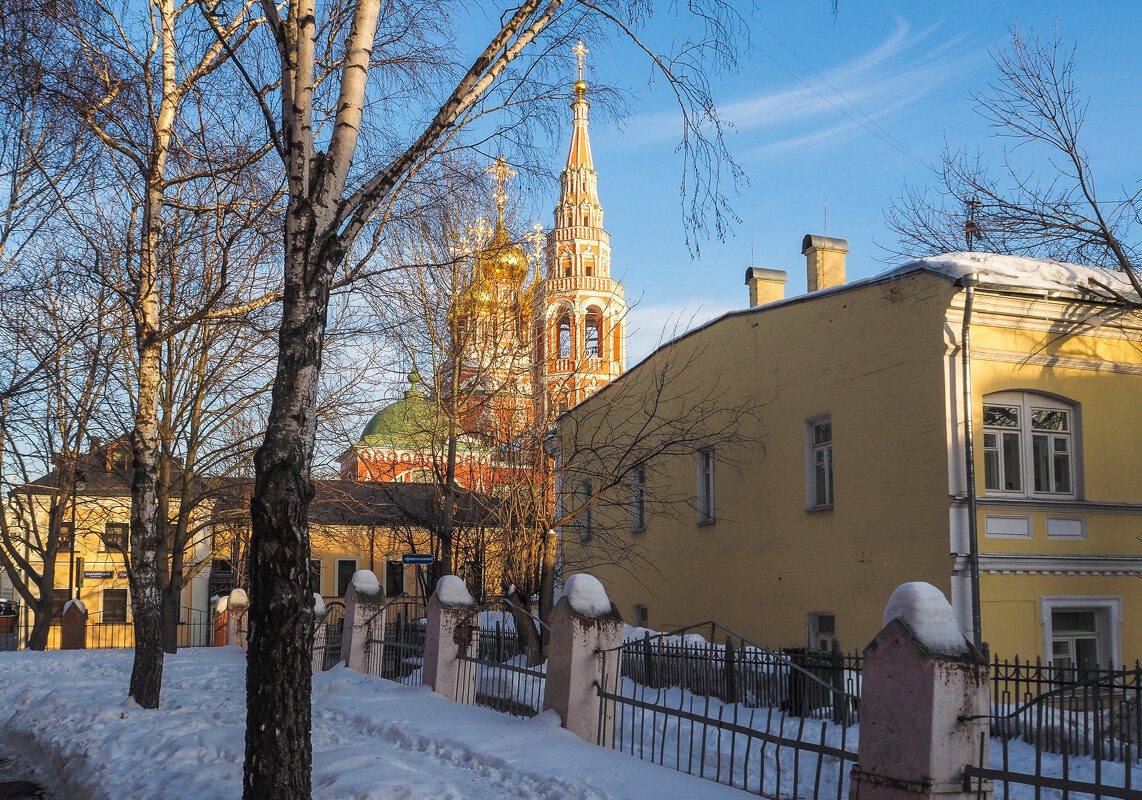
[960,273,983,649]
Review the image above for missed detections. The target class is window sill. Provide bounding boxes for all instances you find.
[697,518,716,526]
[807,504,833,513]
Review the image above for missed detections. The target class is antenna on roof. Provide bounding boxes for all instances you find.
[823,200,828,237]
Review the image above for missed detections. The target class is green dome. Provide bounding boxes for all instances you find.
[359,372,439,448]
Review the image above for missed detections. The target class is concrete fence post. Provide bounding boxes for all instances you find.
[343,571,385,673]
[60,600,88,650]
[850,587,991,800]
[311,593,329,673]
[543,577,624,746]
[422,577,478,702]
[225,588,249,651]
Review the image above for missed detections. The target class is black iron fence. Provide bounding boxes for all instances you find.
[453,601,548,718]
[599,623,860,799]
[0,606,212,651]
[621,624,860,726]
[364,595,427,686]
[314,600,345,670]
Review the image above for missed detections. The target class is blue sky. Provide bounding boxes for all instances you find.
[555,1,1142,362]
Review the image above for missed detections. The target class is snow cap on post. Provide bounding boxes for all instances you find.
[214,595,228,615]
[228,588,249,609]
[435,575,475,608]
[62,598,88,617]
[564,574,617,619]
[884,582,971,658]
[350,569,383,601]
[313,593,326,617]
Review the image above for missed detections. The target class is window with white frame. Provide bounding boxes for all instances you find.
[630,467,646,532]
[696,448,715,524]
[807,417,833,509]
[1041,597,1120,672]
[983,393,1077,498]
[807,612,837,651]
[577,479,593,540]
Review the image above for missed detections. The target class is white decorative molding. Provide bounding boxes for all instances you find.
[985,514,1033,539]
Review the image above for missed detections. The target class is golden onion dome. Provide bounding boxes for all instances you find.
[474,213,528,285]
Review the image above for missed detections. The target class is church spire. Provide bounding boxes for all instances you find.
[534,42,626,414]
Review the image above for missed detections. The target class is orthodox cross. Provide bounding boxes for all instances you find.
[573,40,588,81]
[487,156,515,213]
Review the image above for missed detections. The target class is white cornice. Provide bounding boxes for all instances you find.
[954,552,1142,576]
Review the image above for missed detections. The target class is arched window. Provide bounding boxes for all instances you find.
[584,307,602,358]
[556,312,572,359]
[982,392,1078,498]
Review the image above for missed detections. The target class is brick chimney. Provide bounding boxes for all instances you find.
[802,234,848,292]
[744,267,787,307]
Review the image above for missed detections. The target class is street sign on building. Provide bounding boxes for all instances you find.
[401,553,433,566]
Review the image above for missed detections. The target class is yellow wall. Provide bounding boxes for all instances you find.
[563,271,959,651]
[561,270,1142,661]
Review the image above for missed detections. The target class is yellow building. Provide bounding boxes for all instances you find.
[558,243,1142,665]
[10,439,215,648]
[302,480,507,604]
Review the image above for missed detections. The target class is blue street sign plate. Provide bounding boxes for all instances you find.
[84,570,113,579]
[402,553,433,566]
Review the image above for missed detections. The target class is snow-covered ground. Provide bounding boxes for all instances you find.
[0,647,746,800]
[0,645,1133,799]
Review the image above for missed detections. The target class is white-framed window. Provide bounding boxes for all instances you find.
[807,611,837,651]
[630,467,646,532]
[806,416,833,509]
[577,479,593,540]
[633,604,649,628]
[696,448,715,524]
[1040,596,1121,671]
[983,392,1077,498]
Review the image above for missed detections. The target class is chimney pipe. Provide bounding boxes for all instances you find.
[802,234,848,292]
[744,267,787,307]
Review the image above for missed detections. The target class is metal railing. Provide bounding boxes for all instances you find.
[314,600,345,670]
[599,626,859,800]
[453,599,549,718]
[0,606,212,651]
[621,624,860,725]
[363,595,427,686]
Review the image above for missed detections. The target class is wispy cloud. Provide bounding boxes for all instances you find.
[628,18,986,157]
[624,300,740,366]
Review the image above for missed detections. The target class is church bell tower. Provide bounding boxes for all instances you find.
[534,42,626,415]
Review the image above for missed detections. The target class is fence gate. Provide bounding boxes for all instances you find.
[365,595,427,686]
[316,600,346,670]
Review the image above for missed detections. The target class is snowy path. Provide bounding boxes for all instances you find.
[0,648,743,800]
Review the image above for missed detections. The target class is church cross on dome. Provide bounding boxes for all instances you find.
[486,156,516,215]
[573,41,588,80]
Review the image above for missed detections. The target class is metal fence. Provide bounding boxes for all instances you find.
[0,606,212,651]
[621,624,860,725]
[454,601,548,719]
[964,659,1142,800]
[314,600,345,670]
[599,623,859,799]
[363,595,427,686]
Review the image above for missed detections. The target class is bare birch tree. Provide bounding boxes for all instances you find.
[38,0,275,707]
[235,0,746,793]
[0,249,121,648]
[884,28,1142,304]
